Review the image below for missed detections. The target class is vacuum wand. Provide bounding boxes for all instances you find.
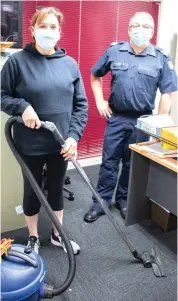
[26,120,136,249]
[16,117,166,277]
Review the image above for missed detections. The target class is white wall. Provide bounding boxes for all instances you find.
[155,0,178,123]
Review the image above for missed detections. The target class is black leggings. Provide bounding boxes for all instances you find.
[22,152,68,216]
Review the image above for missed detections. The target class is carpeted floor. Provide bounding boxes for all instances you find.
[2,165,177,301]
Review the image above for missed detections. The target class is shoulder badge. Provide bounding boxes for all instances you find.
[167,61,174,70]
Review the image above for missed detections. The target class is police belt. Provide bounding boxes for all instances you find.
[110,105,152,118]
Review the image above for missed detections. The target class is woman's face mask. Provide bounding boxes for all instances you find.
[130,27,153,47]
[34,28,60,50]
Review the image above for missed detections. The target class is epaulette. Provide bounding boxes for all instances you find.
[155,46,169,57]
[109,42,118,47]
[109,41,125,48]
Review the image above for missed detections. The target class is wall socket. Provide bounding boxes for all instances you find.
[15,205,24,215]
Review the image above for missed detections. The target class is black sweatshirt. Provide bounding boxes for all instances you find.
[1,44,88,155]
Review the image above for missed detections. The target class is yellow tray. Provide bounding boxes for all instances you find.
[0,42,16,49]
[161,126,178,150]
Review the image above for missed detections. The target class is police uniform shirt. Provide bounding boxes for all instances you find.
[91,41,178,113]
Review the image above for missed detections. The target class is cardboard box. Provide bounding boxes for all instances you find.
[137,114,175,137]
[151,201,177,232]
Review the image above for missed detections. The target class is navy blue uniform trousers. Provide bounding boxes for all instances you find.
[92,113,148,212]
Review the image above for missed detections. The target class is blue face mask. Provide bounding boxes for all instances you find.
[34,29,60,50]
[130,30,151,47]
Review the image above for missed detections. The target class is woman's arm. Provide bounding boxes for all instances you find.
[68,67,88,142]
[61,66,88,160]
[1,56,30,115]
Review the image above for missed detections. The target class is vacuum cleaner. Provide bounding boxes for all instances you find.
[1,117,76,301]
[1,117,165,301]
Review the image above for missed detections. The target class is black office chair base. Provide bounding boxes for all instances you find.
[42,167,75,201]
[64,176,71,185]
[63,187,75,201]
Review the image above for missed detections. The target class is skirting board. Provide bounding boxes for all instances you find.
[67,156,102,170]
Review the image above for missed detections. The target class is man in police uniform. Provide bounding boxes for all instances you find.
[84,12,177,223]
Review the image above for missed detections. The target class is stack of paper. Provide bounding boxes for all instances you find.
[140,142,178,158]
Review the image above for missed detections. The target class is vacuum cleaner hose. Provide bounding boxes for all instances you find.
[5,116,76,297]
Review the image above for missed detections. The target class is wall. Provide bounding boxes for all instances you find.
[1,113,25,233]
[155,0,178,123]
[1,49,26,233]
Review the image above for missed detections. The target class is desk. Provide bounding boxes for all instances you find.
[125,142,178,226]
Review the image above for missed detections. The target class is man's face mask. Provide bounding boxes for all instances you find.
[130,26,153,47]
[34,28,60,50]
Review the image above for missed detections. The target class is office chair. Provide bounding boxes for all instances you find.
[42,165,75,201]
[63,176,75,201]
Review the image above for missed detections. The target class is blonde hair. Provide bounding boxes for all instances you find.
[129,12,154,29]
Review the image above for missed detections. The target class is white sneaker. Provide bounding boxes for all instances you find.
[51,230,80,255]
[25,236,40,254]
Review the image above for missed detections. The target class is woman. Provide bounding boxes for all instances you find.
[1,7,88,255]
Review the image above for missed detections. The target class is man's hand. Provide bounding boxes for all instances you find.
[91,74,112,119]
[60,137,78,161]
[22,106,41,129]
[96,100,112,119]
[151,137,159,143]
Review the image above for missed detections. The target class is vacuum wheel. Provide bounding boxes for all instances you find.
[68,193,74,201]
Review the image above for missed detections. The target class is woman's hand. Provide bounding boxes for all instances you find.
[60,137,78,161]
[22,106,41,129]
